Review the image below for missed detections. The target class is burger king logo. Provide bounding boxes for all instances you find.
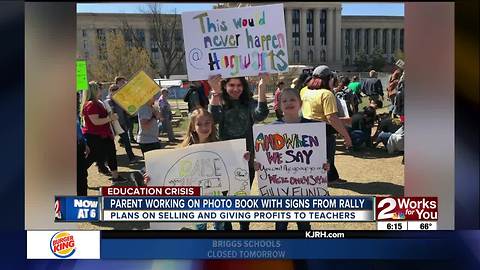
[50,231,76,258]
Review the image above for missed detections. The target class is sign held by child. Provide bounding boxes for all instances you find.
[181,4,289,80]
[145,139,250,196]
[253,122,328,197]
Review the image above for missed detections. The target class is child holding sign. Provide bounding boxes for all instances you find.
[207,74,269,231]
[265,88,329,230]
[144,107,249,230]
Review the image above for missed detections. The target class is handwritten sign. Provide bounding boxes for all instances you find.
[76,60,88,91]
[253,122,328,197]
[145,139,250,196]
[112,71,160,115]
[181,4,289,81]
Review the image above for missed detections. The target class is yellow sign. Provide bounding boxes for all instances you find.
[112,71,160,115]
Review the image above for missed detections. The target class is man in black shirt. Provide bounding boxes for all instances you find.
[349,106,377,149]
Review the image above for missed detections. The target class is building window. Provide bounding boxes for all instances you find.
[292,9,300,46]
[382,29,388,53]
[308,50,314,64]
[151,38,159,59]
[400,29,404,51]
[82,29,87,37]
[135,29,146,47]
[294,50,300,63]
[83,39,88,50]
[365,29,370,54]
[320,9,327,46]
[345,29,351,56]
[175,29,183,51]
[355,29,360,54]
[307,9,314,46]
[320,50,326,62]
[96,28,105,40]
[391,29,396,53]
[345,57,350,66]
[96,28,106,60]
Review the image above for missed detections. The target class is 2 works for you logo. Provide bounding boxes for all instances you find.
[50,231,76,258]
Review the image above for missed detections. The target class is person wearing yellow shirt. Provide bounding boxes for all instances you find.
[300,65,352,184]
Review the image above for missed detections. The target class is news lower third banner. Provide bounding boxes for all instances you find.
[54,195,375,222]
[27,231,454,259]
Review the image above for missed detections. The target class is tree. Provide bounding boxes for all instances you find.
[370,48,386,71]
[353,50,369,72]
[394,49,404,62]
[146,4,185,78]
[88,31,154,82]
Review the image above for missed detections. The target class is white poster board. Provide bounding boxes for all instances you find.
[181,4,288,81]
[253,122,328,197]
[145,139,249,229]
[145,139,250,196]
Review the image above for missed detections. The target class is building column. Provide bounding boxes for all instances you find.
[395,28,401,53]
[285,8,293,63]
[341,28,345,62]
[359,28,365,54]
[368,28,374,55]
[326,7,334,63]
[313,8,321,63]
[350,28,356,61]
[300,8,308,63]
[334,7,342,64]
[378,28,383,54]
[386,28,392,57]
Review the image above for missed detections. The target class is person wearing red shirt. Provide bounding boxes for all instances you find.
[273,81,285,120]
[80,81,127,183]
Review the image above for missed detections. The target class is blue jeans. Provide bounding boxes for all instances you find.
[350,130,368,147]
[195,223,207,230]
[376,131,392,148]
[158,119,175,141]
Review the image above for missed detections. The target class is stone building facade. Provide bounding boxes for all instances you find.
[77,2,403,74]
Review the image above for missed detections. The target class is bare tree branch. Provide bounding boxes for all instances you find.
[146,3,185,78]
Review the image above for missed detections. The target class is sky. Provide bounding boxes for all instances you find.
[76,3,404,16]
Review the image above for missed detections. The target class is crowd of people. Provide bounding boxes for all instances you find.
[77,61,405,230]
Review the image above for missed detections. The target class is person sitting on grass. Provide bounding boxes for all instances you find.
[349,106,377,149]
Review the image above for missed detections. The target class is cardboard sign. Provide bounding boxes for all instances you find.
[76,60,88,91]
[145,139,250,196]
[253,122,328,197]
[112,71,160,115]
[181,4,289,81]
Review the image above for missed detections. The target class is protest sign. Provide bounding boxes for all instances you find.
[181,4,288,81]
[76,60,88,91]
[145,139,250,229]
[145,139,250,196]
[253,122,328,197]
[112,70,160,115]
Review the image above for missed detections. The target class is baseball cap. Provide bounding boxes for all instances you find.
[312,65,333,77]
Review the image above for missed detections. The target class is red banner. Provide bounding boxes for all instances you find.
[101,186,201,196]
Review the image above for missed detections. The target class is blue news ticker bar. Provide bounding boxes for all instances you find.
[100,238,453,259]
[102,196,374,210]
[55,196,100,222]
